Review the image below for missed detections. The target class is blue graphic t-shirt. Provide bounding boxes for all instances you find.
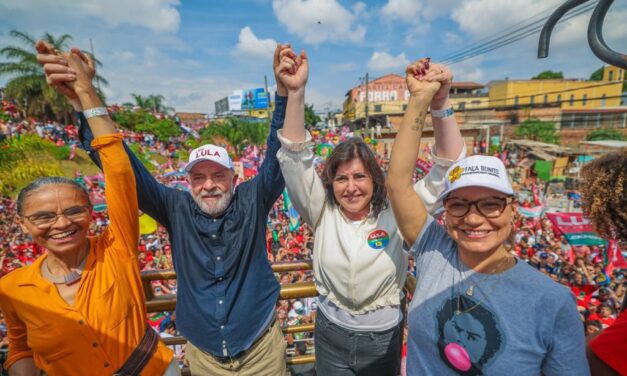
[407,217,590,376]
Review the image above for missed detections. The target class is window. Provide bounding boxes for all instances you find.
[458,102,466,110]
[569,94,575,106]
[582,94,587,106]
[609,71,614,81]
[544,94,548,104]
[402,104,407,111]
[374,104,382,112]
[530,96,535,105]
[601,94,607,107]
[557,94,562,104]
[514,96,519,106]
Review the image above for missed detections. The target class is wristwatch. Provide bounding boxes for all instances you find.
[83,107,109,119]
[430,106,454,118]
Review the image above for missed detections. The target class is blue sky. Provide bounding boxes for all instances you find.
[1,0,626,114]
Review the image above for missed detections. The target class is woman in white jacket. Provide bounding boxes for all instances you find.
[275,48,465,375]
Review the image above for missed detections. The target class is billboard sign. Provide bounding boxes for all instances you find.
[228,90,243,112]
[241,88,268,110]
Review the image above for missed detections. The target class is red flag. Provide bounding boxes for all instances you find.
[607,239,627,275]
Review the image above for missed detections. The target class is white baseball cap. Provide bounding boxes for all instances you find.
[185,144,233,172]
[438,155,514,201]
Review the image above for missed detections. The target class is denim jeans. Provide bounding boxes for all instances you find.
[314,310,401,376]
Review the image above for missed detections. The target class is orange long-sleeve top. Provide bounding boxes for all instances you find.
[0,135,173,375]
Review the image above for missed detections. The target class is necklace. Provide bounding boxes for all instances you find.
[453,255,514,315]
[464,256,512,297]
[41,249,89,286]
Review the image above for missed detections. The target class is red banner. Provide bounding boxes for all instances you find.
[545,212,605,246]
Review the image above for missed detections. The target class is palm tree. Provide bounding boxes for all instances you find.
[129,93,174,114]
[0,30,108,123]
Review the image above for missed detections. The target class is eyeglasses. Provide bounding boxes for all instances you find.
[444,196,513,218]
[21,205,91,228]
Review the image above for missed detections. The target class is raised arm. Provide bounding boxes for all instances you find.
[254,44,292,212]
[64,50,139,258]
[36,41,172,227]
[412,63,466,213]
[387,59,440,245]
[274,47,325,227]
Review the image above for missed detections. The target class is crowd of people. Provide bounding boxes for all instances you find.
[0,41,624,375]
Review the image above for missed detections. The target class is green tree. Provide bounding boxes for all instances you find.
[531,70,564,80]
[200,117,269,154]
[589,67,604,81]
[305,104,321,126]
[514,119,560,144]
[127,93,174,114]
[0,30,107,122]
[586,128,625,141]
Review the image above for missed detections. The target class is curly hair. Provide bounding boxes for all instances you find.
[579,151,627,245]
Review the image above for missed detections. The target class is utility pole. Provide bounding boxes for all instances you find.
[264,75,272,120]
[365,73,369,131]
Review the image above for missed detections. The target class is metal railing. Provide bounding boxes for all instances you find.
[141,261,417,370]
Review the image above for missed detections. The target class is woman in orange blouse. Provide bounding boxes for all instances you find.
[0,46,177,375]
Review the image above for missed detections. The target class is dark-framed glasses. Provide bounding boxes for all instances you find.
[443,196,513,218]
[21,205,91,228]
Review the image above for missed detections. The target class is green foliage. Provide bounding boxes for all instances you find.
[0,30,108,123]
[0,134,66,194]
[112,109,180,140]
[129,93,175,113]
[532,70,564,80]
[135,118,181,140]
[589,67,604,81]
[305,104,321,126]
[112,109,154,129]
[200,117,269,154]
[49,145,71,160]
[585,128,625,141]
[127,143,156,173]
[0,108,10,122]
[514,119,560,144]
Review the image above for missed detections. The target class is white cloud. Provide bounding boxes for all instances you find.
[112,51,136,62]
[451,0,563,39]
[381,0,422,22]
[234,27,277,59]
[443,32,463,46]
[0,0,181,33]
[368,51,409,72]
[272,0,367,44]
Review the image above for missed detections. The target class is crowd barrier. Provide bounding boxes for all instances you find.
[140,262,417,374]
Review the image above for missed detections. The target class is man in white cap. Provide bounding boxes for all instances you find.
[386,64,588,376]
[37,42,300,375]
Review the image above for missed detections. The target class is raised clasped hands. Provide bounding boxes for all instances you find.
[276,45,308,95]
[406,58,454,109]
[36,40,97,107]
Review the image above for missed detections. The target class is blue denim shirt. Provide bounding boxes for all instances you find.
[76,95,286,357]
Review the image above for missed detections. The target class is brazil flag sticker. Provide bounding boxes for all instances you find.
[367,229,390,250]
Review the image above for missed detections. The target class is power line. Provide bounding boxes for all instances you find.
[438,3,561,63]
[442,3,597,65]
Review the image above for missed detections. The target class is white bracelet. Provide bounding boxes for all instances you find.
[83,107,109,119]
[430,106,454,118]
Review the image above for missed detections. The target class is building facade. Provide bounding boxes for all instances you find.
[488,65,624,110]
